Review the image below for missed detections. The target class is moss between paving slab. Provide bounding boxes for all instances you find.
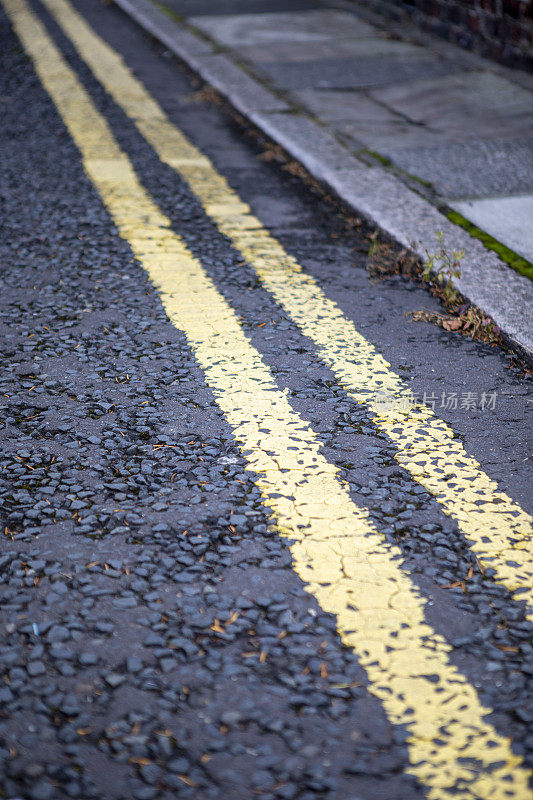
[446,210,533,282]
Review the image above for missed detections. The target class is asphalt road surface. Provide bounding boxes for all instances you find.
[0,1,532,799]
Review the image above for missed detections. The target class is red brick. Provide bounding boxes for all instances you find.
[368,0,532,69]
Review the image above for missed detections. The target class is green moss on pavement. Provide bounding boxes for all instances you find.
[447,210,533,282]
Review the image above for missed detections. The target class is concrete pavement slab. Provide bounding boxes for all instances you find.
[291,91,452,150]
[451,195,533,262]
[384,139,533,199]
[255,55,461,90]
[334,119,452,152]
[190,10,377,46]
[372,70,533,139]
[238,36,426,64]
[294,88,408,123]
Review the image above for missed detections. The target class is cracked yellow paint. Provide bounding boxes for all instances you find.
[40,0,533,616]
[6,1,531,796]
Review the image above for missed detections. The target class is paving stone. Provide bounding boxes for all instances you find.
[239,36,425,64]
[371,70,533,140]
[385,139,533,199]
[190,10,376,46]
[451,195,533,260]
[257,55,459,90]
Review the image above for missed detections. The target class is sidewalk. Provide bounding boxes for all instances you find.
[114,0,533,359]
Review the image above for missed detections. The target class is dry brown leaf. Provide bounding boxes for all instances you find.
[442,318,463,331]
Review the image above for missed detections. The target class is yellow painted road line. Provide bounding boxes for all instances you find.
[41,0,533,616]
[6,1,531,796]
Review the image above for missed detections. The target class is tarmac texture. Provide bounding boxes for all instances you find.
[0,1,532,799]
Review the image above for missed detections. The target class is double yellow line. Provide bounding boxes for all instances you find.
[4,0,531,796]
[36,0,533,616]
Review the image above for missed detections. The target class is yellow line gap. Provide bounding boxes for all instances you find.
[6,1,530,796]
[41,0,533,616]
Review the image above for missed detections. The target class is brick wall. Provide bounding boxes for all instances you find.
[358,0,533,71]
